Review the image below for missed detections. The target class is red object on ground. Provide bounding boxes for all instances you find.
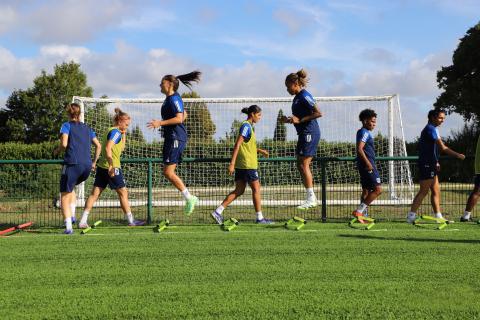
[0,221,33,236]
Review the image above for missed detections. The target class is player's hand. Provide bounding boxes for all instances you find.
[458,153,465,160]
[228,163,235,175]
[108,166,115,177]
[147,120,162,129]
[290,116,300,124]
[91,162,97,172]
[366,163,374,172]
[259,149,269,158]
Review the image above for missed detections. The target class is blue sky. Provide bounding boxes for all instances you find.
[0,0,478,140]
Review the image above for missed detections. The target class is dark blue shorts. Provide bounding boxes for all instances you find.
[418,162,438,181]
[296,133,320,157]
[474,174,480,188]
[358,167,381,191]
[234,169,259,183]
[163,139,186,164]
[94,167,126,190]
[60,164,91,193]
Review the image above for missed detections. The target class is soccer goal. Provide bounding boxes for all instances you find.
[71,94,413,208]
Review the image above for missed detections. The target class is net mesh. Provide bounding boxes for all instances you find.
[74,95,413,221]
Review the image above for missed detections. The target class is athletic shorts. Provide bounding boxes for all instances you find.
[234,169,259,183]
[296,133,320,157]
[474,174,480,188]
[418,162,438,181]
[358,167,381,191]
[163,139,186,164]
[60,164,91,193]
[94,167,126,190]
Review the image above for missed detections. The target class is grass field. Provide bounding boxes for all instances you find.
[1,222,480,319]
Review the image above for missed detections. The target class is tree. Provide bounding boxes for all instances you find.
[273,109,287,141]
[226,119,242,141]
[435,22,480,125]
[182,91,216,142]
[129,125,146,144]
[0,61,93,143]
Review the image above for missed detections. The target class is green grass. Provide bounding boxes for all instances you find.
[1,222,480,319]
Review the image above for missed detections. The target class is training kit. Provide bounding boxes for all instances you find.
[81,220,103,234]
[284,216,307,230]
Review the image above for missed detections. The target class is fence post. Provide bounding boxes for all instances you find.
[321,159,327,222]
[147,160,153,224]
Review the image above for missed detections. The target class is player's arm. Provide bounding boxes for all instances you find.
[357,140,373,171]
[91,137,101,170]
[290,105,322,124]
[228,135,244,175]
[53,133,69,155]
[105,140,115,177]
[147,113,183,128]
[436,139,465,160]
[299,105,322,123]
[257,148,269,158]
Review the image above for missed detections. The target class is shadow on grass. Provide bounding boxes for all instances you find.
[338,233,480,244]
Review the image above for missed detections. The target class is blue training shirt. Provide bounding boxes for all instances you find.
[291,89,320,136]
[239,122,252,142]
[161,92,187,141]
[356,127,376,168]
[60,121,96,166]
[418,123,440,164]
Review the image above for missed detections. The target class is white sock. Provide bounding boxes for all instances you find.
[181,189,192,200]
[356,203,368,214]
[70,203,76,219]
[65,217,72,231]
[306,188,316,201]
[215,205,225,215]
[256,211,264,220]
[462,211,471,219]
[407,211,416,218]
[435,212,443,219]
[126,212,134,224]
[80,211,89,224]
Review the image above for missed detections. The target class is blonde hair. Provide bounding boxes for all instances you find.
[113,107,130,125]
[285,69,308,87]
[66,103,81,121]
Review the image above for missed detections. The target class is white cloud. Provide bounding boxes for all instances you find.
[0,5,17,34]
[40,45,91,61]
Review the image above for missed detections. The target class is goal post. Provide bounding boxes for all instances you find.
[71,94,414,209]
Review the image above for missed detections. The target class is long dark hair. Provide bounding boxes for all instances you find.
[162,70,201,91]
[241,105,262,115]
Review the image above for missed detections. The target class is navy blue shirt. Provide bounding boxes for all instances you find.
[60,121,96,166]
[418,123,440,164]
[161,92,187,141]
[291,89,320,136]
[356,127,376,168]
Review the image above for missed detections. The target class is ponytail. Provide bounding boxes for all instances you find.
[66,103,81,121]
[285,68,308,87]
[162,70,201,91]
[241,105,262,115]
[113,107,130,125]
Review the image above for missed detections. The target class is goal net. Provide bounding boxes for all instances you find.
[72,94,413,212]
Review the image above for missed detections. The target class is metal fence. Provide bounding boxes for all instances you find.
[0,157,476,227]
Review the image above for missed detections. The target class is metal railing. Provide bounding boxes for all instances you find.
[0,157,475,226]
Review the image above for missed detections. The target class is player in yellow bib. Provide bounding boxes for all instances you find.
[79,108,145,227]
[211,105,273,224]
[460,134,480,222]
